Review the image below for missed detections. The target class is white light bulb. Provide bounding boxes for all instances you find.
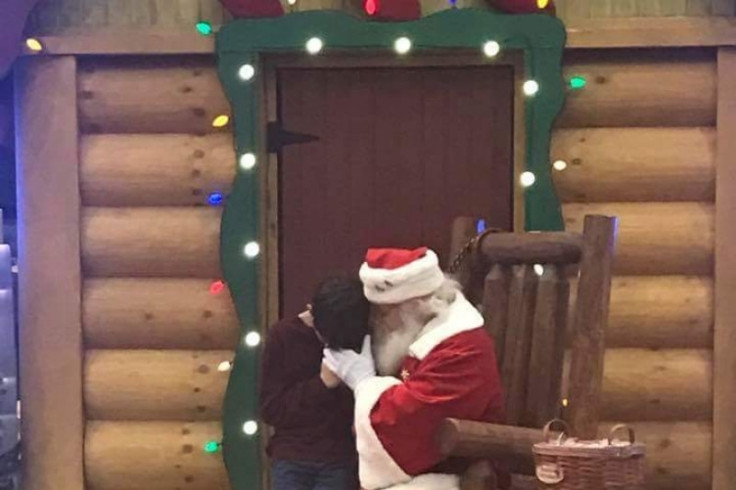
[523,80,539,96]
[534,264,544,276]
[520,171,536,188]
[245,331,261,347]
[238,64,255,81]
[243,241,260,258]
[306,37,323,55]
[287,0,297,4]
[553,160,568,171]
[217,361,232,372]
[394,37,412,55]
[239,153,257,170]
[483,41,501,58]
[242,420,258,435]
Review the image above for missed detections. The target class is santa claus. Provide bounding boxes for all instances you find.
[324,247,505,490]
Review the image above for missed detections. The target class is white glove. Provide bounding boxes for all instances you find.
[323,336,376,391]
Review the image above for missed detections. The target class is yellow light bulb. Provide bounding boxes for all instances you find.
[537,0,550,8]
[212,115,230,128]
[25,38,43,53]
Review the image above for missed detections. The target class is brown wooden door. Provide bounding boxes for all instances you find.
[277,65,514,316]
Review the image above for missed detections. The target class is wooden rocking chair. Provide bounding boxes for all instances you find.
[439,215,618,490]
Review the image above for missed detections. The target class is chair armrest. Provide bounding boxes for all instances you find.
[437,419,547,474]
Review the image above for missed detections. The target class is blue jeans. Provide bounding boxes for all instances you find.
[271,460,359,490]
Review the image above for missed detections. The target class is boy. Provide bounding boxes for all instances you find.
[259,276,369,490]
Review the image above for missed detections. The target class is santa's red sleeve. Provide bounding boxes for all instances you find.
[353,328,504,490]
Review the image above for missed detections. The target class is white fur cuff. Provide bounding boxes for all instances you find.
[388,473,460,490]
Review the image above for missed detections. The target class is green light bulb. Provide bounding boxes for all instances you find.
[196,21,213,36]
[569,76,587,90]
[203,441,220,453]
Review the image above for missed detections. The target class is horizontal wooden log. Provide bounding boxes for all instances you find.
[84,346,710,425]
[560,51,716,128]
[33,19,736,55]
[552,127,716,203]
[77,57,230,134]
[81,207,221,278]
[563,202,714,276]
[477,232,582,265]
[571,276,713,349]
[85,421,229,490]
[85,350,231,421]
[77,52,715,135]
[83,279,240,350]
[80,134,236,207]
[438,419,542,472]
[600,422,711,490]
[601,349,712,422]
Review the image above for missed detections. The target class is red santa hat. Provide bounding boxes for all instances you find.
[359,247,445,304]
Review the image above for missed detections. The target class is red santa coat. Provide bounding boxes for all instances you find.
[354,293,504,490]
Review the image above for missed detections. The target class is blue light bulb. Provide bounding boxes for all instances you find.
[208,192,224,206]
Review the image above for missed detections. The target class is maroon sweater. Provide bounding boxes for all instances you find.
[259,316,356,463]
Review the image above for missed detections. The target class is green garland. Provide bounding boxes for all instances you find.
[216,8,566,489]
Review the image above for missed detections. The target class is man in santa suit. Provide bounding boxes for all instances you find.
[324,247,506,490]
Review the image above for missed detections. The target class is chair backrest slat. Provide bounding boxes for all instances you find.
[501,265,538,426]
[482,265,512,368]
[566,215,617,439]
[524,265,570,427]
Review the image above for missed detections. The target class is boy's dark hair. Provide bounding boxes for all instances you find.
[311,276,370,353]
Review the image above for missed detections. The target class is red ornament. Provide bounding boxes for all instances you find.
[364,0,420,21]
[485,0,556,15]
[210,280,226,295]
[365,0,377,15]
[218,0,284,18]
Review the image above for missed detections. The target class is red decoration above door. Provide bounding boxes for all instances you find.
[364,0,421,21]
[218,0,284,18]
[486,0,556,15]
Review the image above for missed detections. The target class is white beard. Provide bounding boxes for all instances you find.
[372,306,428,376]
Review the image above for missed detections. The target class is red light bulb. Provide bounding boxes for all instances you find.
[210,280,226,295]
[365,0,377,15]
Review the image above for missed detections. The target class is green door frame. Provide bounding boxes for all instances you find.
[215,9,566,489]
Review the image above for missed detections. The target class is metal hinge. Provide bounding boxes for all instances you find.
[266,121,320,153]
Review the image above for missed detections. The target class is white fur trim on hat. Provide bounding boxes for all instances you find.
[360,250,445,304]
[354,376,411,489]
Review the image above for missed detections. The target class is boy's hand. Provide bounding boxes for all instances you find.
[320,362,341,389]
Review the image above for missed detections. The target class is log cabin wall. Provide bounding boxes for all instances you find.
[556,48,716,490]
[77,54,236,490]
[70,47,715,490]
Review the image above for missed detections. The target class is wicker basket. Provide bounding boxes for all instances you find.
[532,420,646,490]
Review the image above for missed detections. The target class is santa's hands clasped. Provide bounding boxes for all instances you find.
[323,336,376,391]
